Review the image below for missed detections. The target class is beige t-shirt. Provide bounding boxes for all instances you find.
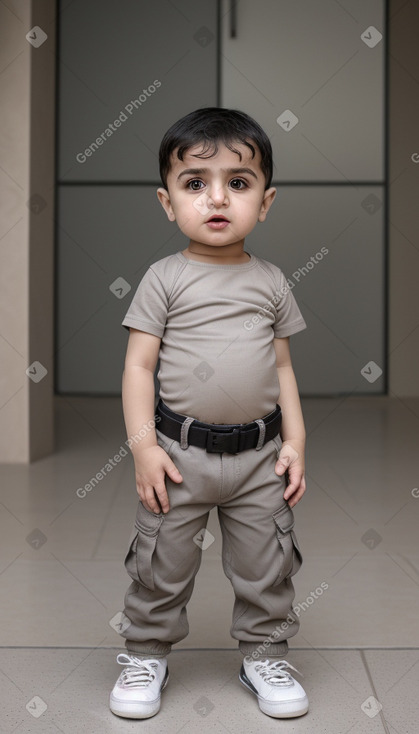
[122,251,306,424]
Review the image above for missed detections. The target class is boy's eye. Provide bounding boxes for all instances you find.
[186,178,248,191]
[230,178,247,190]
[186,179,204,191]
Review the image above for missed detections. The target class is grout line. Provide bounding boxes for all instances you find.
[360,649,391,734]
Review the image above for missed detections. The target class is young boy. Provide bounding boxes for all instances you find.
[110,107,309,720]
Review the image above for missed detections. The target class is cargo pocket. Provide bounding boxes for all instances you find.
[124,502,165,591]
[272,503,303,585]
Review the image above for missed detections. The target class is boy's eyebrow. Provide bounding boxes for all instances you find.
[177,167,258,181]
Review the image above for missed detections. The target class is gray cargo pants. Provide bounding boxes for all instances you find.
[120,420,303,660]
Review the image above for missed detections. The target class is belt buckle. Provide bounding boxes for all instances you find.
[206,428,240,453]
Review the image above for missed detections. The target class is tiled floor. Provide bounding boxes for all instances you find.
[1,395,418,733]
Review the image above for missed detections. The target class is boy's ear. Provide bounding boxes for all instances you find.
[258,187,277,222]
[157,187,176,221]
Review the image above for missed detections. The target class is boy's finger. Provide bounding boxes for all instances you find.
[153,482,170,512]
[275,459,288,475]
[285,476,307,504]
[143,494,163,514]
[287,486,306,508]
[283,471,303,499]
[166,461,183,483]
[283,480,298,500]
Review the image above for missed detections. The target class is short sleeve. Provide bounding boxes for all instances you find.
[273,270,307,338]
[121,267,168,336]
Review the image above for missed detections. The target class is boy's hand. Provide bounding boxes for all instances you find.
[275,440,306,508]
[133,446,183,514]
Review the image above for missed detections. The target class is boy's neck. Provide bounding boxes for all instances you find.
[182,244,251,265]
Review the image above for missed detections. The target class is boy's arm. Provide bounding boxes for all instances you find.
[273,336,307,508]
[122,328,182,513]
[122,328,161,451]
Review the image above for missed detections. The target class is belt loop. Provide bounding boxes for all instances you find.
[180,417,195,449]
[254,418,266,450]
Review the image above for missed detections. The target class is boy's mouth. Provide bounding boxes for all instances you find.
[205,215,230,229]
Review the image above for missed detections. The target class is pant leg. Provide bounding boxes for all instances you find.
[217,434,303,660]
[120,429,220,658]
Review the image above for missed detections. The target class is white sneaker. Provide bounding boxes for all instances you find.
[239,657,308,718]
[110,653,169,718]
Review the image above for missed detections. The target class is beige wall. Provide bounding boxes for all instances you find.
[0,0,55,462]
[0,1,417,463]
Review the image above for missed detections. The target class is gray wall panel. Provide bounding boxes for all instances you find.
[221,0,384,181]
[58,0,218,180]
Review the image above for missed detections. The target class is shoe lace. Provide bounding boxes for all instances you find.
[255,659,303,687]
[116,653,161,688]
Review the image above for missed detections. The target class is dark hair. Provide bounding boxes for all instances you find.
[158,107,273,190]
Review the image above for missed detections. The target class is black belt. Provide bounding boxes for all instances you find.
[155,398,282,454]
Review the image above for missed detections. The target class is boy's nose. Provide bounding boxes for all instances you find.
[207,185,229,206]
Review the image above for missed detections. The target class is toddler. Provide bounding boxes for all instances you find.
[110,107,309,720]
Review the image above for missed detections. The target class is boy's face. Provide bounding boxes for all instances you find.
[157,141,276,252]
